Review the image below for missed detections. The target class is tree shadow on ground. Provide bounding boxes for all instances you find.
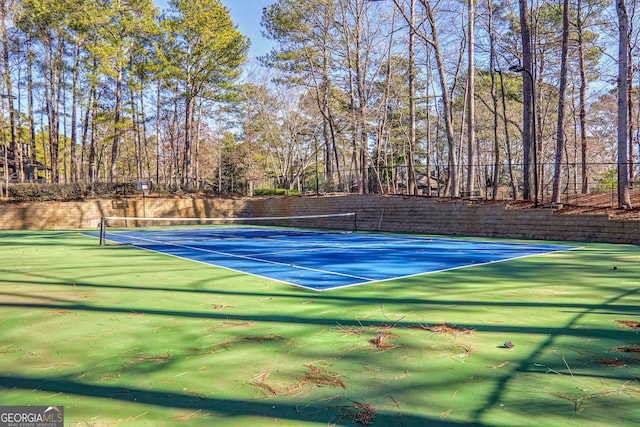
[0,374,475,426]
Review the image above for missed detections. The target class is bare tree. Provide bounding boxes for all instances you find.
[418,0,458,196]
[392,0,418,195]
[487,0,499,200]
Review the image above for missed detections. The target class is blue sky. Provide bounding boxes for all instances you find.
[154,0,275,60]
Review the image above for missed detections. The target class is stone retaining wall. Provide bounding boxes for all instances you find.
[1,194,638,244]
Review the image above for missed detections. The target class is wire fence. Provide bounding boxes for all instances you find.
[3,162,639,208]
[251,163,639,208]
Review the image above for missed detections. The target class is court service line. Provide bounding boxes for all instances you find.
[236,236,413,255]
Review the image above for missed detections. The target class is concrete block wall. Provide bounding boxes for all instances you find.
[1,194,639,244]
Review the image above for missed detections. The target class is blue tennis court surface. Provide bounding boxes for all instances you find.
[91,228,576,291]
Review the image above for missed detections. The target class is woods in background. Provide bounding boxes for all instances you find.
[0,0,637,207]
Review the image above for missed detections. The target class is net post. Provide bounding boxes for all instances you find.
[99,217,106,246]
[352,212,357,233]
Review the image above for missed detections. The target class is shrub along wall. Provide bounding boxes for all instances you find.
[0,194,638,244]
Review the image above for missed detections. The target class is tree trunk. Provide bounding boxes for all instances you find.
[373,12,396,194]
[628,28,634,184]
[156,80,161,185]
[89,91,97,184]
[47,41,62,184]
[139,85,151,180]
[309,10,339,189]
[1,1,20,182]
[110,66,123,182]
[466,0,475,196]
[405,0,416,195]
[183,93,193,188]
[424,47,432,197]
[340,1,364,194]
[488,0,499,200]
[82,57,97,184]
[419,0,457,197]
[577,0,588,194]
[551,0,570,204]
[518,0,534,201]
[355,35,369,193]
[616,0,632,208]
[499,71,518,199]
[82,84,95,184]
[27,39,36,181]
[70,41,81,183]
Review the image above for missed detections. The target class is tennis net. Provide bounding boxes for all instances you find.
[98,212,357,246]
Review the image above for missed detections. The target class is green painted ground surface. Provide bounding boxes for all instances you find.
[0,230,639,426]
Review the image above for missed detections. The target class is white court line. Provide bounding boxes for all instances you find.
[313,246,582,291]
[107,232,377,282]
[238,236,422,256]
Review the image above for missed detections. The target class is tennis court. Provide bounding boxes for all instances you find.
[91,224,577,291]
[2,228,640,426]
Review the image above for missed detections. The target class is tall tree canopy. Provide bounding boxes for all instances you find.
[0,0,636,204]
